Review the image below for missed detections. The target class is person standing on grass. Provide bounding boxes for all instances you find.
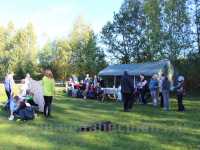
[149,74,159,106]
[42,69,55,117]
[162,75,171,111]
[4,72,15,109]
[175,76,185,112]
[121,71,135,112]
[138,74,147,104]
[159,74,165,108]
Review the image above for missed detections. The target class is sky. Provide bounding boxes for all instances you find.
[0,0,123,46]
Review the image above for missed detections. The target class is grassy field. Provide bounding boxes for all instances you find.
[0,85,200,150]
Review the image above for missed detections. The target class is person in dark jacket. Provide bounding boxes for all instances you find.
[121,71,135,112]
[159,74,165,108]
[162,75,171,111]
[175,76,185,112]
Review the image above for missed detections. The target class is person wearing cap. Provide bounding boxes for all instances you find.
[121,71,135,112]
[175,76,185,112]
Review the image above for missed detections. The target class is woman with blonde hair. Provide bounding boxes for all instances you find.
[42,69,55,117]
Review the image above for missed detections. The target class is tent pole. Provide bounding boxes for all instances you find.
[114,76,116,88]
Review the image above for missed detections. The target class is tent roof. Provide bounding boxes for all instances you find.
[98,60,173,76]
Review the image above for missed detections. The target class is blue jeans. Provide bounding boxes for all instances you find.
[150,90,158,106]
[162,90,170,110]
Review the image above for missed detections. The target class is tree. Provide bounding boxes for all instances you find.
[194,0,200,53]
[0,22,15,77]
[143,0,162,60]
[101,0,147,63]
[39,39,72,80]
[162,0,191,63]
[12,23,38,78]
[69,17,107,76]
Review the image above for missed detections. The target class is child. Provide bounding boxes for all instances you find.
[8,96,20,121]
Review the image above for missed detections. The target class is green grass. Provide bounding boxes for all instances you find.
[0,86,200,150]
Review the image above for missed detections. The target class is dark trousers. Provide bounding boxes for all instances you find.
[122,93,134,111]
[160,92,163,108]
[177,94,185,111]
[139,89,146,104]
[4,90,11,111]
[5,90,11,99]
[44,96,53,117]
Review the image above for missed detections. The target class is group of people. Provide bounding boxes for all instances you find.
[2,69,185,121]
[121,71,185,112]
[3,69,55,121]
[65,74,104,100]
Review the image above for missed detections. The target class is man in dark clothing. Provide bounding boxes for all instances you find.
[175,76,185,112]
[121,71,135,112]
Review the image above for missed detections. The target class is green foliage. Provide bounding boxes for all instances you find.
[38,17,107,79]
[101,0,192,64]
[69,19,107,76]
[101,0,146,63]
[0,22,38,79]
[162,0,191,63]
[175,53,200,92]
[143,0,162,60]
[38,39,72,80]
[0,18,106,80]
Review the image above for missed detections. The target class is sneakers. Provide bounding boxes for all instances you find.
[8,115,14,121]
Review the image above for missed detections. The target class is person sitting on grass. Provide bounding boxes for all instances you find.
[95,82,103,101]
[8,96,20,121]
[87,83,95,99]
[83,82,90,100]
[78,80,86,98]
[9,95,36,121]
[72,84,79,98]
[66,77,74,97]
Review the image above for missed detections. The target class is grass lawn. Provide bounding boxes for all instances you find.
[0,85,200,150]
